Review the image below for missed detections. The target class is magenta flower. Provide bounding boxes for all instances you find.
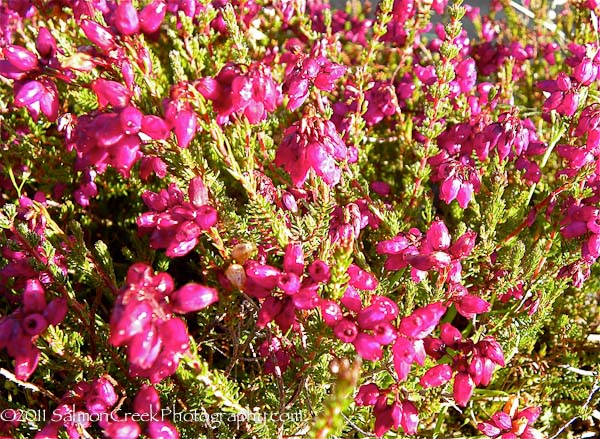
[378,221,476,283]
[0,279,67,380]
[245,243,328,332]
[197,62,281,124]
[109,263,218,383]
[274,115,348,186]
[538,73,579,117]
[258,336,293,375]
[422,323,505,406]
[139,0,167,34]
[36,377,120,438]
[137,178,217,257]
[393,302,446,381]
[355,383,421,436]
[478,396,544,439]
[283,53,346,111]
[81,19,117,52]
[114,0,140,36]
[91,78,132,109]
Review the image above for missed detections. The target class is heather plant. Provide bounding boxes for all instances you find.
[1,0,599,438]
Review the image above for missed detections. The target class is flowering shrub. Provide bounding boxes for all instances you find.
[1,0,600,438]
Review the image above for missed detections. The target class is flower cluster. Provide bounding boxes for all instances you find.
[197,62,281,124]
[137,177,218,257]
[422,323,505,406]
[283,48,346,111]
[274,115,348,186]
[66,103,171,179]
[377,220,476,283]
[36,377,118,439]
[355,383,419,437]
[478,396,544,439]
[244,243,330,332]
[109,263,218,383]
[0,28,61,121]
[0,279,67,380]
[320,288,397,361]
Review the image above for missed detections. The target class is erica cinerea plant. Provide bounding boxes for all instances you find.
[0,0,599,438]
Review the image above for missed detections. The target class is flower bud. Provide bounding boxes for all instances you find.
[355,383,380,406]
[4,45,38,71]
[139,0,167,34]
[0,60,27,80]
[373,322,397,345]
[159,317,190,353]
[574,57,597,85]
[400,400,419,435]
[420,364,453,388]
[455,294,491,318]
[283,243,304,276]
[15,80,44,107]
[171,283,218,313]
[246,264,281,289]
[439,323,461,347]
[188,177,209,208]
[36,27,57,58]
[340,286,362,312]
[141,115,170,140]
[353,332,383,361]
[319,299,343,326]
[292,286,320,309]
[347,264,378,290]
[517,406,541,424]
[377,236,409,254]
[194,206,217,230]
[399,302,446,339]
[115,0,140,36]
[134,385,161,415]
[450,231,477,258]
[110,300,153,346]
[128,325,162,369]
[453,372,475,406]
[370,296,399,320]
[356,304,388,329]
[427,220,451,251]
[14,343,40,381]
[173,110,197,148]
[23,279,46,313]
[120,106,143,135]
[479,337,505,366]
[373,401,399,437]
[478,422,502,437]
[92,79,132,109]
[81,19,116,51]
[308,260,331,282]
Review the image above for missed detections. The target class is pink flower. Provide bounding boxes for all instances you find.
[284,53,346,111]
[137,178,217,257]
[14,78,59,121]
[109,263,217,383]
[478,396,544,439]
[197,62,281,124]
[274,116,348,186]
